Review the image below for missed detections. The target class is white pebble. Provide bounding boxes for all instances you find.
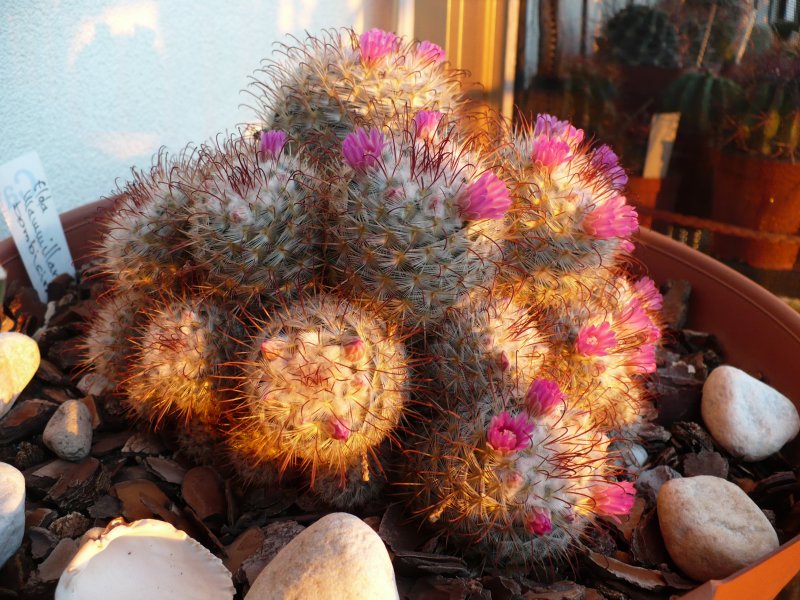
[0,332,40,419]
[245,512,398,600]
[0,462,25,567]
[702,365,800,461]
[658,475,779,581]
[43,400,93,461]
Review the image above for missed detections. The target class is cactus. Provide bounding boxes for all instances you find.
[731,45,800,161]
[185,132,325,301]
[499,114,635,302]
[226,294,409,506]
[599,5,681,69]
[250,28,471,164]
[123,294,242,426]
[403,375,634,565]
[83,28,664,565]
[331,123,510,326]
[660,70,744,136]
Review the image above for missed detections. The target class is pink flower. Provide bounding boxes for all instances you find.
[413,110,443,140]
[487,411,534,454]
[342,337,365,361]
[458,171,511,221]
[583,196,639,239]
[530,137,572,168]
[592,481,636,522]
[329,417,350,441]
[259,130,286,160]
[627,343,657,374]
[533,114,585,148]
[525,507,553,535]
[576,322,617,357]
[620,299,661,343]
[417,40,445,63]
[526,378,565,415]
[619,239,636,253]
[591,144,628,189]
[359,28,398,64]
[633,277,663,311]
[342,128,385,170]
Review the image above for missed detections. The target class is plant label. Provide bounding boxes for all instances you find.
[643,113,681,180]
[0,152,74,301]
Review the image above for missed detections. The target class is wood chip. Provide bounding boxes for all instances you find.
[586,550,666,591]
[0,399,58,443]
[47,457,110,512]
[113,479,171,521]
[182,466,226,520]
[223,527,266,574]
[145,456,187,485]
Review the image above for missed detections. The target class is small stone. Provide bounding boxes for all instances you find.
[244,513,398,600]
[76,373,114,397]
[0,462,25,567]
[43,400,93,462]
[0,332,41,419]
[702,366,800,461]
[657,475,779,581]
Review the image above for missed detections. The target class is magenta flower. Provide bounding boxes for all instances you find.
[487,411,534,455]
[417,40,445,63]
[329,417,350,441]
[530,137,572,169]
[526,378,565,415]
[576,322,617,357]
[525,507,553,535]
[359,28,398,64]
[591,144,628,189]
[583,196,639,239]
[621,299,661,343]
[591,481,636,522]
[458,171,511,221]
[342,127,385,170]
[627,344,657,374]
[533,114,585,148]
[342,337,365,361]
[413,110,443,140]
[619,239,636,254]
[259,130,287,160]
[633,277,663,311]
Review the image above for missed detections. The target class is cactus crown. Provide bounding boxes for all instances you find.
[600,5,681,69]
[660,70,744,137]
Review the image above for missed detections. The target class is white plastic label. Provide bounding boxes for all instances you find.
[643,113,681,180]
[0,152,74,301]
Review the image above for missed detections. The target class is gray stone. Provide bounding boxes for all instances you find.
[244,513,398,600]
[658,475,779,581]
[0,462,25,567]
[0,332,40,419]
[43,400,93,461]
[702,365,800,461]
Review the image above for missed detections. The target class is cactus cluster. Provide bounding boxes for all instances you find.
[730,43,800,161]
[84,28,662,566]
[600,5,681,69]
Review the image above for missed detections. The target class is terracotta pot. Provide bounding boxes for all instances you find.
[1,200,799,597]
[711,150,800,270]
[627,176,680,230]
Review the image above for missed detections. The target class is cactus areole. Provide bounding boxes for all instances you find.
[85,28,661,568]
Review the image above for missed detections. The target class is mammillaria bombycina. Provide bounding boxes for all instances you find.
[84,27,660,569]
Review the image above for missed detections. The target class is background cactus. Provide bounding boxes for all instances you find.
[730,44,800,161]
[660,70,744,137]
[599,5,681,69]
[82,27,662,567]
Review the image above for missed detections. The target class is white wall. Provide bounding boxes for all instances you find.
[0,0,391,237]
